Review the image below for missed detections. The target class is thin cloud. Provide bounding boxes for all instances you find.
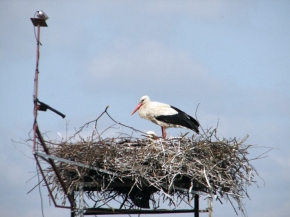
[87,40,222,96]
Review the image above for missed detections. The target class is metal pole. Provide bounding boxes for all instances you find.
[194,194,199,217]
[71,191,75,217]
[36,128,75,207]
[208,192,213,217]
[33,23,41,152]
[79,183,84,217]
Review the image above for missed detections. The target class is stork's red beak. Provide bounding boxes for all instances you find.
[131,103,142,115]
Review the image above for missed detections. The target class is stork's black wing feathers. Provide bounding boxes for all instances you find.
[155,105,200,134]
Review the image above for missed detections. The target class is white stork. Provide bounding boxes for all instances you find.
[131,95,200,138]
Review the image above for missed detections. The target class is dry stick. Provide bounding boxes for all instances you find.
[69,106,110,141]
[26,173,38,184]
[249,148,273,161]
[27,179,44,194]
[93,192,119,208]
[105,109,146,135]
[95,191,115,211]
[119,193,129,209]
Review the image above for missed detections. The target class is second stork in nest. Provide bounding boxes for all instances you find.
[131,95,200,138]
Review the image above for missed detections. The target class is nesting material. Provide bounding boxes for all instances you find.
[39,108,264,215]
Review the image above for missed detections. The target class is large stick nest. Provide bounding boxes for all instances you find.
[38,107,265,215]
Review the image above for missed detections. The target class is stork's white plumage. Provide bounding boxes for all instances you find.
[131,96,200,138]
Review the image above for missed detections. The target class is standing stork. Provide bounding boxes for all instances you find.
[131,95,200,138]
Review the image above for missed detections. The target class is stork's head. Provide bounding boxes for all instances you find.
[131,95,150,115]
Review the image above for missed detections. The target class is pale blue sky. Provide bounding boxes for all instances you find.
[0,1,290,216]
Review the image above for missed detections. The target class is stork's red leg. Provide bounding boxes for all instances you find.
[161,126,167,138]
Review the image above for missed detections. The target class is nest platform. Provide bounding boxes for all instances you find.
[32,109,263,216]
